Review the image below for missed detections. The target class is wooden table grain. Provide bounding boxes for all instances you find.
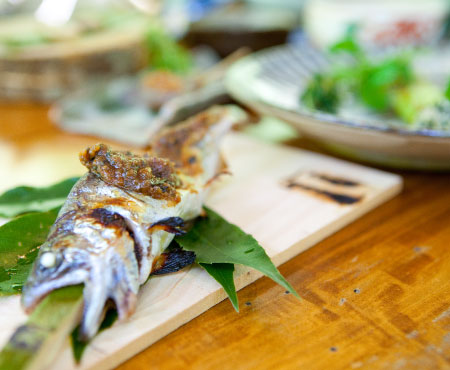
[1,103,449,370]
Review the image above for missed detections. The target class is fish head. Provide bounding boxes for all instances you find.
[21,238,91,312]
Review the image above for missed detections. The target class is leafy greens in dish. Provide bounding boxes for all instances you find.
[301,30,450,132]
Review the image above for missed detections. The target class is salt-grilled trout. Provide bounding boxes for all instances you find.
[22,106,244,340]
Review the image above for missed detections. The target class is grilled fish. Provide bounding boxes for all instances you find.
[22,105,244,340]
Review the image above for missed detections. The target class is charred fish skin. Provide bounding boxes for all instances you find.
[22,105,246,340]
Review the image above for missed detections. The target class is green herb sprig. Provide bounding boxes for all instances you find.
[145,26,193,75]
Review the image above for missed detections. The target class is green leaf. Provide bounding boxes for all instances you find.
[330,38,360,55]
[1,33,51,49]
[392,82,443,123]
[317,29,418,117]
[445,79,450,101]
[0,286,84,370]
[199,263,238,311]
[71,309,118,363]
[0,177,78,218]
[301,74,341,114]
[0,208,59,295]
[357,57,413,113]
[145,26,192,74]
[176,207,299,300]
[329,24,362,58]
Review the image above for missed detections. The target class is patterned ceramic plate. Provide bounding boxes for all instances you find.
[225,41,450,170]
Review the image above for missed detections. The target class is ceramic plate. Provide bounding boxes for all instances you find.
[225,41,450,170]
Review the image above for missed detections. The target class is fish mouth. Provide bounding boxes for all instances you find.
[21,269,88,313]
[21,254,139,341]
[21,209,141,340]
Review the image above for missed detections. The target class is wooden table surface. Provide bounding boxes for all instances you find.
[1,103,450,370]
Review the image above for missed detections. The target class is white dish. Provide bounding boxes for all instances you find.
[225,42,450,170]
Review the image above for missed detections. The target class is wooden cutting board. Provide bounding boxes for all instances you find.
[0,133,402,370]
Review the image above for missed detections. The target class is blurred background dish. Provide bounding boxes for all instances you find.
[304,0,449,49]
[225,38,450,170]
[183,1,301,57]
[0,5,155,101]
[51,48,248,146]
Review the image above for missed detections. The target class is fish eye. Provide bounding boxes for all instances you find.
[40,252,57,268]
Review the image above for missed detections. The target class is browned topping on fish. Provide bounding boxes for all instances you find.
[80,143,181,203]
[151,108,227,176]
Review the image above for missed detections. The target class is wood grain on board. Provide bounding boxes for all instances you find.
[0,104,449,370]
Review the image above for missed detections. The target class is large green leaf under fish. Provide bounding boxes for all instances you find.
[199,263,238,311]
[0,178,78,218]
[176,207,300,309]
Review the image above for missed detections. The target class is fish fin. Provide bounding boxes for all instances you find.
[151,249,196,275]
[148,217,186,236]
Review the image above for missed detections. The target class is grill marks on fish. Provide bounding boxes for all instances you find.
[89,208,128,230]
[85,210,193,272]
[148,217,186,236]
[151,108,227,176]
[89,208,145,270]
